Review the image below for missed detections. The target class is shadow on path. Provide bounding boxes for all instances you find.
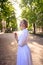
[0,33,43,65]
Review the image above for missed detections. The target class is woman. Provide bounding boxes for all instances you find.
[15,19,32,65]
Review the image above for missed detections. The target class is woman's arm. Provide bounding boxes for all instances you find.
[14,33,18,42]
[18,31,28,47]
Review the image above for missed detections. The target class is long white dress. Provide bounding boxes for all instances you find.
[17,29,32,65]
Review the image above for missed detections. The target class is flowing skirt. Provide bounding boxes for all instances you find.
[17,45,32,65]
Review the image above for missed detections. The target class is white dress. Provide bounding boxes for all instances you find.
[17,29,32,65]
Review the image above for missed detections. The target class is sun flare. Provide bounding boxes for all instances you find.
[9,0,21,29]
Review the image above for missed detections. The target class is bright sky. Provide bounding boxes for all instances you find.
[9,0,21,28]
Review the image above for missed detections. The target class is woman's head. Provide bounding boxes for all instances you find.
[20,19,28,30]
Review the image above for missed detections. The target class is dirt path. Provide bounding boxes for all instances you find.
[0,33,43,65]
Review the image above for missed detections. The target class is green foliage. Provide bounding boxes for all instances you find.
[0,0,17,32]
[0,1,14,19]
[6,14,17,31]
[0,0,8,2]
[28,24,32,31]
[20,0,43,32]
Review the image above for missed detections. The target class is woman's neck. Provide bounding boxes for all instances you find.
[22,27,26,30]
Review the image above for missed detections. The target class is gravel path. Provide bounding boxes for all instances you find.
[0,33,43,65]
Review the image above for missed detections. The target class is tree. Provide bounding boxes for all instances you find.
[20,0,43,34]
[0,0,17,32]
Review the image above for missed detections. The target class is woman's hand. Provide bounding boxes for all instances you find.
[14,33,18,42]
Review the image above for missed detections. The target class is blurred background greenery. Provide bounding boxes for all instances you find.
[0,0,43,35]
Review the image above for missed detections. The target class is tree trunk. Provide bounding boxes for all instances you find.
[33,23,36,34]
[42,27,43,32]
